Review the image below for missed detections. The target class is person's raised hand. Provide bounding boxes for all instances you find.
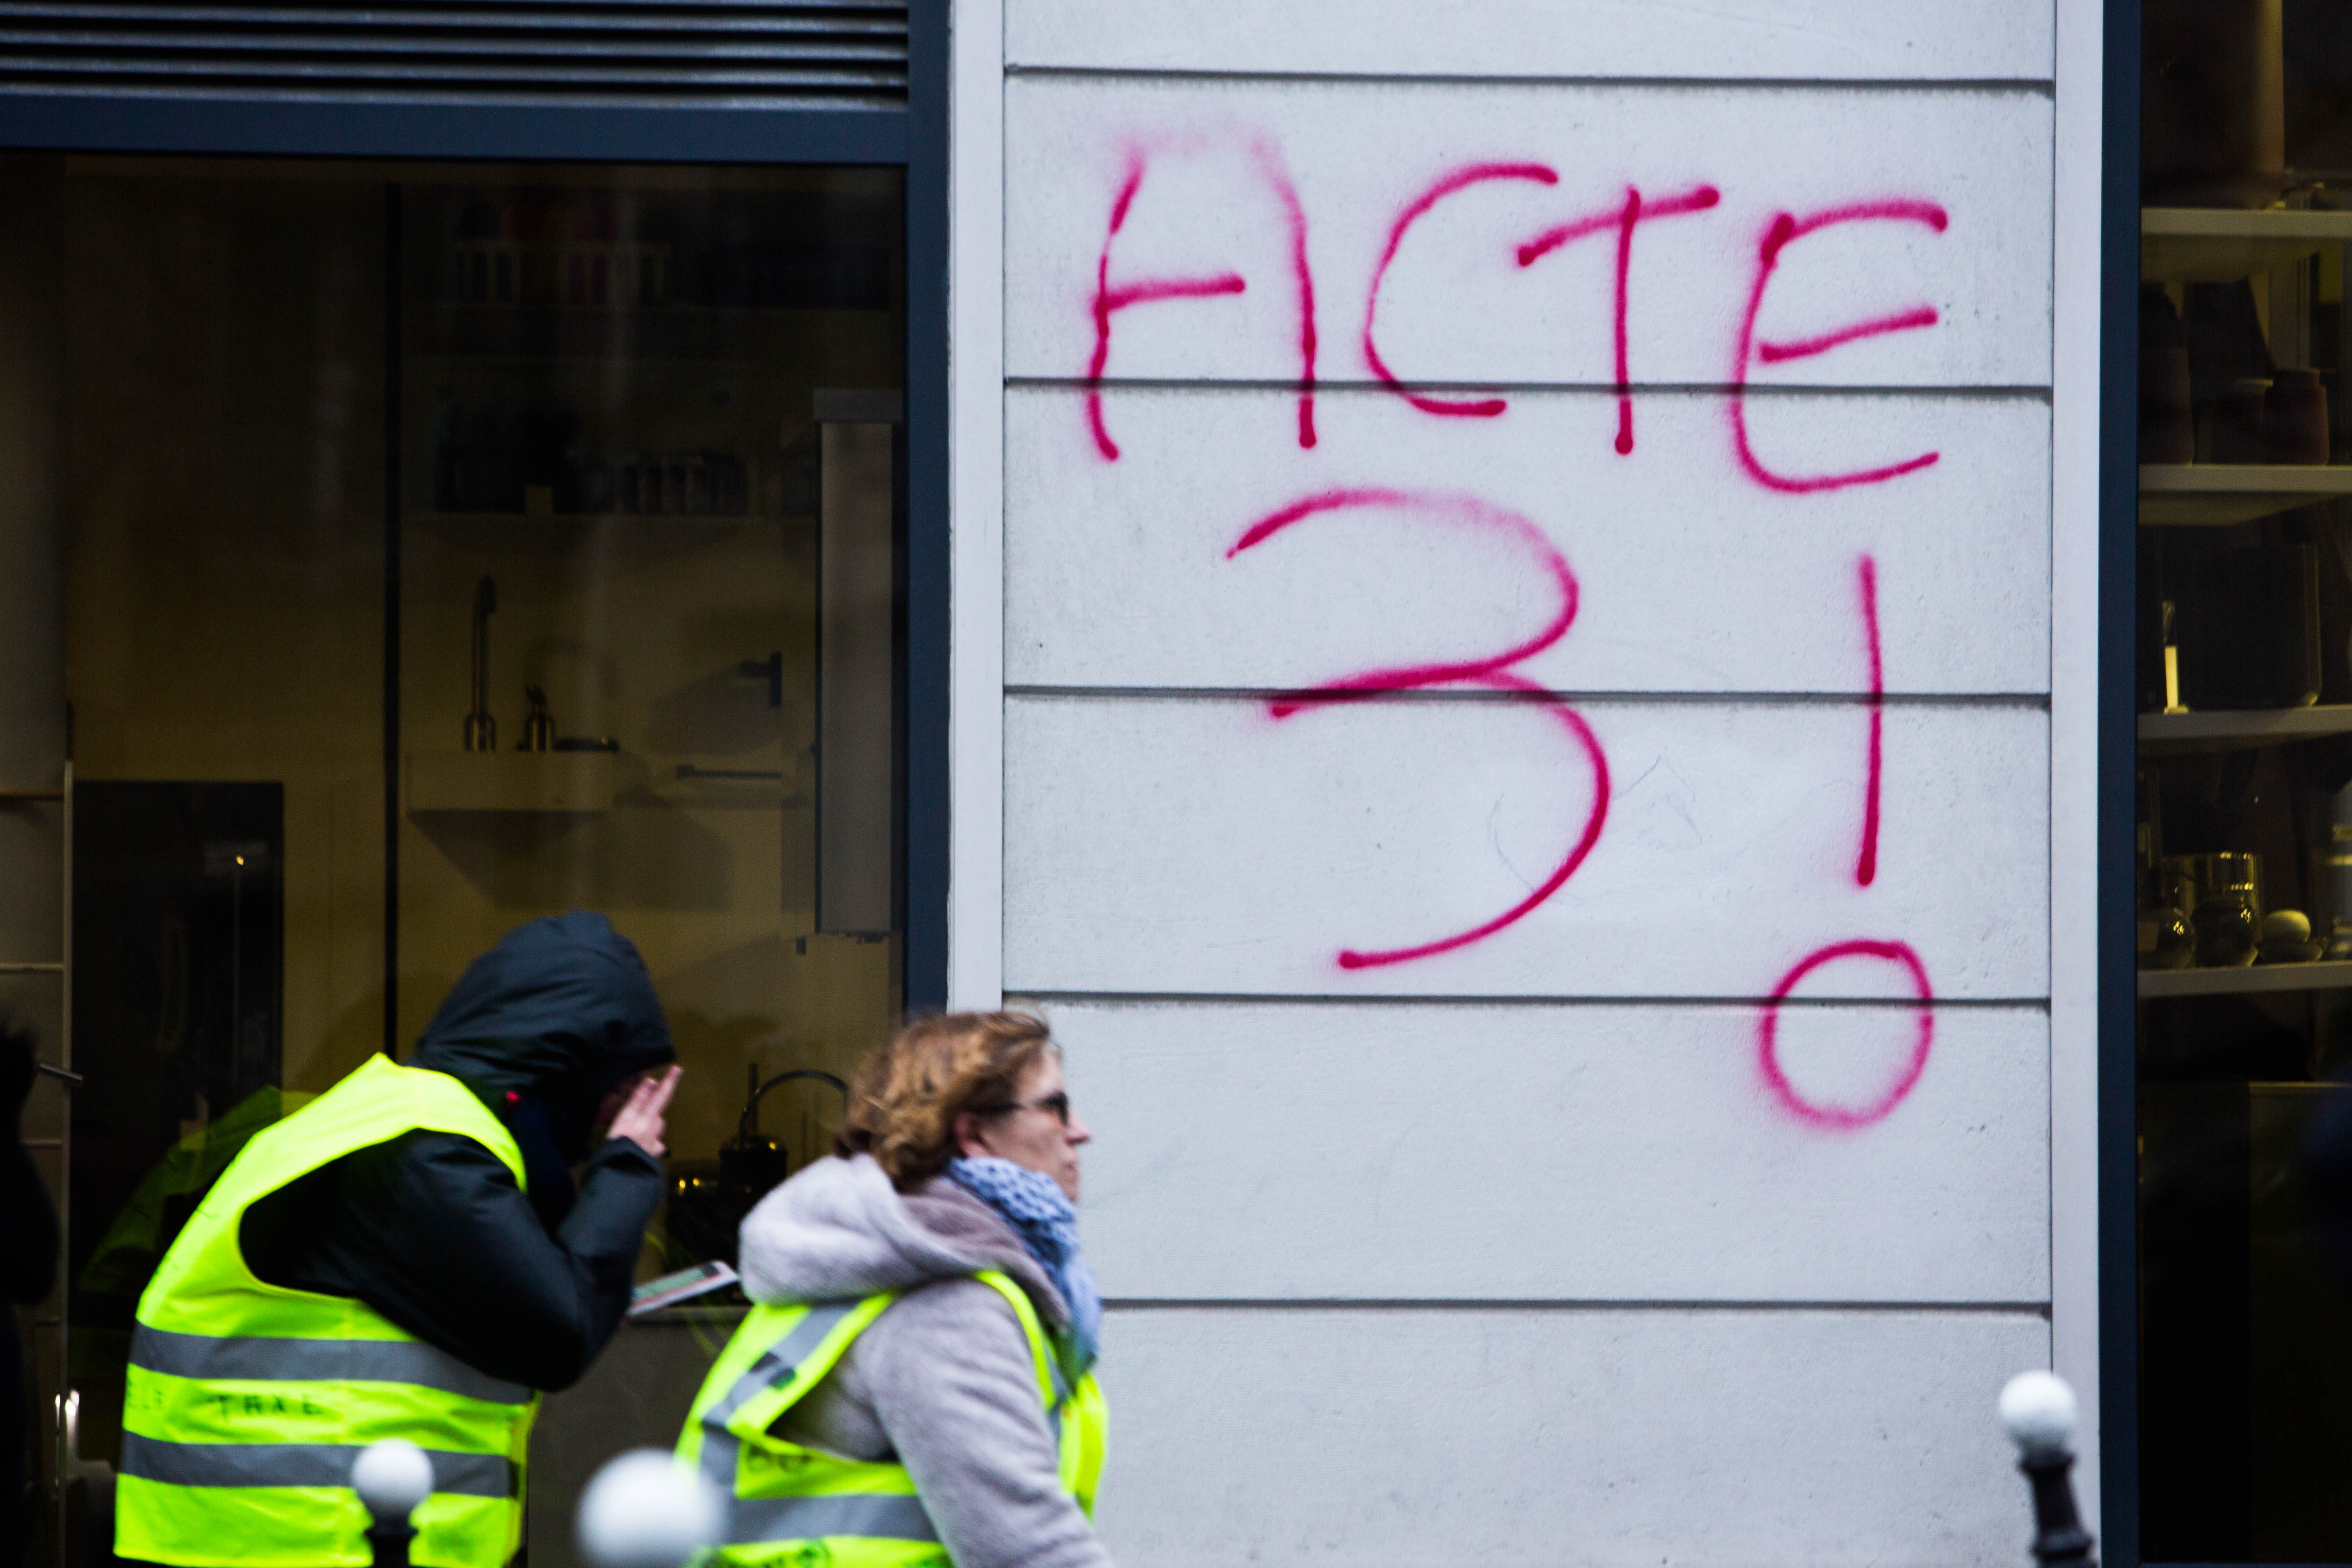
[606,1065,681,1159]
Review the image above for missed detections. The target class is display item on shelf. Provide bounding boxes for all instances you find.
[464,576,497,753]
[2257,907,2325,962]
[519,687,554,753]
[2192,851,2265,967]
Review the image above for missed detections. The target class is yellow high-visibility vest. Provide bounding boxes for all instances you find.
[117,1053,539,1568]
[677,1270,1106,1568]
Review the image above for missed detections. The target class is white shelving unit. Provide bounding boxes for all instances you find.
[2141,960,2352,998]
[2143,205,2352,283]
[2140,463,2352,526]
[2139,704,2352,747]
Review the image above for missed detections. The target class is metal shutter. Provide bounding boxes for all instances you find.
[0,3,907,108]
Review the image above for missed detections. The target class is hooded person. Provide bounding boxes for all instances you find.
[678,1010,1109,1568]
[116,911,681,1568]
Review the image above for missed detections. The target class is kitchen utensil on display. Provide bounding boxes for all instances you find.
[2258,907,2324,962]
[2270,367,2330,463]
[2174,542,2321,709]
[2141,890,2197,969]
[463,577,497,751]
[519,687,554,753]
[2141,861,2197,970]
[2192,851,2263,967]
[661,1067,852,1266]
[723,1067,849,1199]
[2215,377,2272,463]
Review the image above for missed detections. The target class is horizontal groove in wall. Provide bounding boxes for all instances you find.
[1012,990,2050,1010]
[1006,686,2053,709]
[1104,1297,2054,1315]
[1006,65,2056,97]
[1008,377,2056,402]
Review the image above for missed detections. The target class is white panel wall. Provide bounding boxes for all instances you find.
[1009,698,2048,998]
[1007,388,2051,695]
[983,1,2063,1560]
[1009,0,2055,81]
[1096,1309,2050,1568]
[1063,1001,2050,1302]
[1006,81,2052,389]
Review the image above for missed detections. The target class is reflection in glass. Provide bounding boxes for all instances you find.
[2140,3,2352,1558]
[2,155,907,1507]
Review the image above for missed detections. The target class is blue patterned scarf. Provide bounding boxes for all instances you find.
[946,1155,1101,1379]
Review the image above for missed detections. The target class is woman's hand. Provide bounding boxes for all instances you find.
[606,1065,682,1158]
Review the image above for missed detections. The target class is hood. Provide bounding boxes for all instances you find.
[407,911,673,1152]
[738,1152,1068,1329]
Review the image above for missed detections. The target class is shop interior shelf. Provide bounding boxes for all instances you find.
[2143,205,2352,283]
[412,304,888,362]
[407,509,769,525]
[405,750,618,814]
[2141,960,2352,998]
[2140,705,2352,748]
[2139,463,2352,526]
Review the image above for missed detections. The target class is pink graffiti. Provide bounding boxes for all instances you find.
[1226,487,1609,969]
[1855,554,1883,887]
[1758,304,1940,365]
[1257,142,1322,450]
[1231,487,1577,713]
[1086,144,1321,460]
[1514,183,1720,455]
[1730,199,1949,493]
[1757,939,1934,1129]
[1364,162,1559,418]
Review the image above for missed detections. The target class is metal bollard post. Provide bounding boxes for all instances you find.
[352,1439,436,1568]
[1999,1371,2097,1568]
[577,1449,723,1568]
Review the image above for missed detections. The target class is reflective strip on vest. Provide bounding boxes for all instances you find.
[695,1301,857,1491]
[120,1433,517,1497]
[726,1495,938,1545]
[132,1325,532,1407]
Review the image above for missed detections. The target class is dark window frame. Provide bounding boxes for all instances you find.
[2101,2,2144,1566]
[0,1,954,1022]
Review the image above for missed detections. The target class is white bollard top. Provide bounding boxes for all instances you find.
[351,1438,435,1526]
[576,1449,724,1568]
[1998,1370,2078,1459]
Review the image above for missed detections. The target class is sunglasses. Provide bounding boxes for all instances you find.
[981,1090,1071,1126]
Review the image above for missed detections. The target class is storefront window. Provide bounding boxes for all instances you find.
[24,154,905,1475]
[2138,6,2352,1557]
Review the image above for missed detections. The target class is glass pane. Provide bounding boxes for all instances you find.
[392,168,907,1264]
[11,153,906,1493]
[2139,5,2352,1558]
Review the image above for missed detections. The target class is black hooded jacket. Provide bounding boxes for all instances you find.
[241,913,673,1391]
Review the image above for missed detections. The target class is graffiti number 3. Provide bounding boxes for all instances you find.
[1227,488,1610,969]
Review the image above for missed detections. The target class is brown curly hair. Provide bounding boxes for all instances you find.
[835,1010,1056,1190]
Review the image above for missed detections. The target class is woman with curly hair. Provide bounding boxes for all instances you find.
[677,1010,1108,1568]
